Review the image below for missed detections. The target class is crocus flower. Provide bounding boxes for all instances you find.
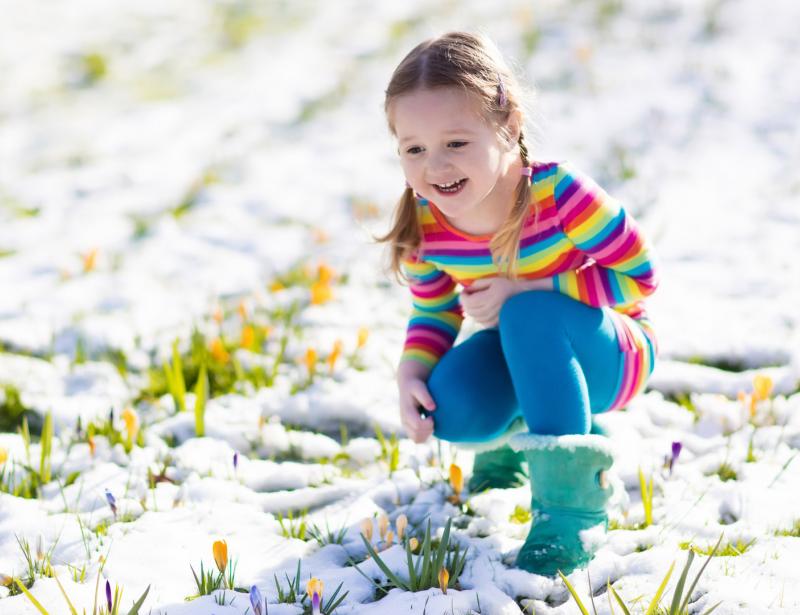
[210,338,230,364]
[233,451,239,471]
[438,567,449,594]
[669,441,682,475]
[306,578,323,615]
[105,488,117,518]
[753,374,774,401]
[395,514,408,540]
[88,434,96,456]
[360,518,373,541]
[249,585,263,615]
[105,580,112,612]
[240,324,255,349]
[121,407,139,440]
[449,464,463,497]
[310,281,332,305]
[327,340,343,374]
[356,327,369,349]
[237,300,248,321]
[317,263,335,284]
[269,281,285,292]
[378,514,389,540]
[304,348,317,377]
[212,539,228,574]
[408,537,419,552]
[82,248,98,273]
[0,447,7,466]
[384,530,394,549]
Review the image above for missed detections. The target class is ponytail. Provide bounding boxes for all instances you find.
[490,131,536,277]
[375,186,421,283]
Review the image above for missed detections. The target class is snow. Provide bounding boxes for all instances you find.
[1,0,799,613]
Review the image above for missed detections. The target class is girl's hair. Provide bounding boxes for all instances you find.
[378,31,535,280]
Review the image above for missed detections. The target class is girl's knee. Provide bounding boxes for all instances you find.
[499,290,573,331]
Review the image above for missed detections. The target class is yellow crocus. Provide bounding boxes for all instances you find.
[210,338,230,364]
[212,539,228,574]
[753,374,774,401]
[395,514,407,540]
[306,577,324,600]
[121,407,139,440]
[304,348,317,378]
[356,327,369,349]
[240,324,255,349]
[378,513,389,540]
[327,340,343,374]
[408,537,419,552]
[88,434,96,456]
[384,530,394,547]
[317,263,335,284]
[81,248,98,273]
[438,567,449,594]
[449,463,463,496]
[0,447,8,465]
[360,518,373,541]
[310,281,332,305]
[237,300,248,321]
[269,281,285,292]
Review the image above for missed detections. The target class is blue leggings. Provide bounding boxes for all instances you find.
[428,291,628,439]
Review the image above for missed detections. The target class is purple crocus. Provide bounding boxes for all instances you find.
[105,488,117,518]
[249,584,264,615]
[105,580,112,612]
[669,441,682,475]
[233,451,239,471]
[311,591,321,615]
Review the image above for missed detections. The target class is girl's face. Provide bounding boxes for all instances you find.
[390,87,516,230]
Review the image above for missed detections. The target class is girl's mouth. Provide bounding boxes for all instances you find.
[432,178,467,196]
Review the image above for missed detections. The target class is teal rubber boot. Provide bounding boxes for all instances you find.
[468,444,528,492]
[510,433,614,576]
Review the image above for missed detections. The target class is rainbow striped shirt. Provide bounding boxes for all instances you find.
[400,161,660,410]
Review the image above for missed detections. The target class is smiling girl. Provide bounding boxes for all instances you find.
[378,32,660,576]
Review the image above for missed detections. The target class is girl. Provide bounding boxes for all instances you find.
[378,32,659,576]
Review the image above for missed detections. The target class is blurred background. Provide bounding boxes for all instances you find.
[1,0,799,370]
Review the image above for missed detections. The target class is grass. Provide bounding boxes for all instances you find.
[711,462,738,482]
[352,517,468,594]
[561,534,724,615]
[679,538,755,557]
[775,520,800,537]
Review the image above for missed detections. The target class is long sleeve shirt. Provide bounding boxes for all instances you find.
[400,161,659,406]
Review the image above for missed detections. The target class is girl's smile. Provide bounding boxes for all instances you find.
[390,87,522,236]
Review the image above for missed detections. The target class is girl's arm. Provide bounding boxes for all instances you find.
[551,163,659,307]
[400,252,464,371]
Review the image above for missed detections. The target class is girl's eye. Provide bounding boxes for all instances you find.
[448,141,468,148]
[406,146,423,155]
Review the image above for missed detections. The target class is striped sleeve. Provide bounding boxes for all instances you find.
[551,163,659,307]
[400,250,464,369]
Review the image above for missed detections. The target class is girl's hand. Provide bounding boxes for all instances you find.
[460,277,518,327]
[461,277,553,327]
[397,362,436,444]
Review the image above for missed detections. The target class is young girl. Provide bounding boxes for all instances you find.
[379,32,659,576]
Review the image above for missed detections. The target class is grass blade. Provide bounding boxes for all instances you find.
[14,578,50,614]
[644,561,675,615]
[679,534,724,613]
[359,534,409,590]
[126,584,150,615]
[54,573,79,615]
[669,549,694,614]
[557,571,590,615]
[194,361,207,437]
[609,584,632,615]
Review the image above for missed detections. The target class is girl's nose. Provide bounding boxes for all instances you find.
[426,151,452,176]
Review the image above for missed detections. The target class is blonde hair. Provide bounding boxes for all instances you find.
[377,31,536,280]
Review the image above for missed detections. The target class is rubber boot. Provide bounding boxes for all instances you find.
[468,444,528,492]
[510,433,614,576]
[467,417,606,492]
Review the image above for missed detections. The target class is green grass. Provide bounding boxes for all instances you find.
[679,538,755,557]
[775,520,800,537]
